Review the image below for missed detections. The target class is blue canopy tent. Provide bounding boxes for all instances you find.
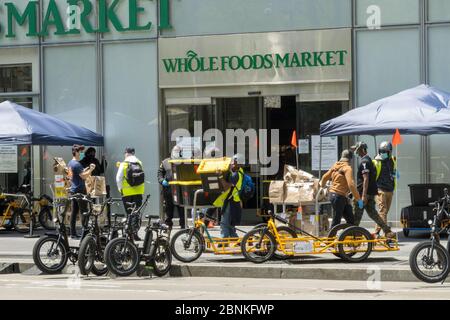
[320,84,450,137]
[0,100,104,238]
[0,100,104,146]
[318,84,450,235]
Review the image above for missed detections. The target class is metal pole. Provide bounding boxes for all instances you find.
[373,136,377,155]
[319,136,323,179]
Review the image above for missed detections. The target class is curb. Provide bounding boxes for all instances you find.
[169,263,418,282]
[0,260,419,282]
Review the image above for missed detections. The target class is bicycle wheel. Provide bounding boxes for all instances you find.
[410,241,450,283]
[241,228,276,263]
[104,238,139,277]
[273,226,297,260]
[33,236,68,274]
[170,229,204,263]
[327,223,353,258]
[39,206,55,230]
[337,226,373,263]
[78,235,96,276]
[12,208,34,233]
[149,238,172,277]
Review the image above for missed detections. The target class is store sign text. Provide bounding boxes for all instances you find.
[0,0,170,38]
[162,49,348,73]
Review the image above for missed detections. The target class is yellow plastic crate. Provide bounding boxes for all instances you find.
[197,157,231,174]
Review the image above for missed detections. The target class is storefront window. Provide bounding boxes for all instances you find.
[0,64,33,192]
[356,0,420,26]
[166,104,216,155]
[428,26,450,183]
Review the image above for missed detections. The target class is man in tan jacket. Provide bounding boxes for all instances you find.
[320,149,364,228]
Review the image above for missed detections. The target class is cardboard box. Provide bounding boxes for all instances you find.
[269,180,285,203]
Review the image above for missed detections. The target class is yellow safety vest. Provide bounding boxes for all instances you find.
[373,157,397,189]
[121,161,145,197]
[213,168,244,208]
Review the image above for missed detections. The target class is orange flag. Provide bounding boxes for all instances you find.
[21,147,27,156]
[291,130,298,148]
[392,129,403,146]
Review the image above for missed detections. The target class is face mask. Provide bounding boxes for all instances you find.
[380,152,389,160]
[79,152,85,160]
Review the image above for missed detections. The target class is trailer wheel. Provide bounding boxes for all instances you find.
[337,226,373,263]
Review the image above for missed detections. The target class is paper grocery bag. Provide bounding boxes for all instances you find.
[86,176,107,197]
[284,183,301,204]
[298,182,316,204]
[269,181,285,203]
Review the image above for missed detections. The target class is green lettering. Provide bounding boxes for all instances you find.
[98,0,125,33]
[5,1,38,38]
[312,51,325,66]
[301,52,313,67]
[275,53,290,68]
[159,0,171,29]
[220,56,230,71]
[336,50,348,65]
[163,59,178,72]
[67,0,95,33]
[263,54,274,69]
[209,56,219,71]
[289,52,301,68]
[326,51,336,66]
[129,0,152,31]
[40,0,67,36]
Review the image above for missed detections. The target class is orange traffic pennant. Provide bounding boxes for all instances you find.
[20,147,27,156]
[291,130,298,148]
[392,129,403,146]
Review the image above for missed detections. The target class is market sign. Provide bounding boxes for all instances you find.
[159,29,351,88]
[0,0,170,38]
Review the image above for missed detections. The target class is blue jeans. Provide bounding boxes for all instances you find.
[329,192,354,227]
[220,202,239,238]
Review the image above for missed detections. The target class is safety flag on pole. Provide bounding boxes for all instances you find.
[291,130,298,148]
[392,128,403,146]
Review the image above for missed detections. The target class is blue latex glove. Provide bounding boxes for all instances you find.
[162,180,169,187]
[357,199,364,209]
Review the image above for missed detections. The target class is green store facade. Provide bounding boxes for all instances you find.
[1,0,450,226]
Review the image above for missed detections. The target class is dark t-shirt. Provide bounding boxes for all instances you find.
[68,159,85,193]
[377,158,395,192]
[357,155,378,196]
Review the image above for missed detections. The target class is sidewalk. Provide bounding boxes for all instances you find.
[0,226,437,282]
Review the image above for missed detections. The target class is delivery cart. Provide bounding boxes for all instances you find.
[240,209,400,263]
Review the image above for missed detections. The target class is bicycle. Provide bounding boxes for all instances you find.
[170,210,296,263]
[104,195,172,277]
[241,210,398,264]
[77,197,124,276]
[32,193,90,274]
[409,188,450,283]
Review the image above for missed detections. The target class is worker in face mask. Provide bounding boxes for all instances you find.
[372,141,397,236]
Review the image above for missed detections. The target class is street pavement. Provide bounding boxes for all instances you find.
[0,274,447,300]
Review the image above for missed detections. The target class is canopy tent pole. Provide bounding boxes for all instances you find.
[373,136,377,154]
[319,136,323,179]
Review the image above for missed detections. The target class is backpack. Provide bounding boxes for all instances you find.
[125,162,145,186]
[238,171,255,202]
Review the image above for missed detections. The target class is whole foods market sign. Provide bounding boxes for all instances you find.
[0,0,170,38]
[159,29,351,88]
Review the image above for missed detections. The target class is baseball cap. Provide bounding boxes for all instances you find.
[125,147,135,155]
[351,141,367,153]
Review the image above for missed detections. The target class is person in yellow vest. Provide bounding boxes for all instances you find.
[116,147,145,241]
[373,141,397,235]
[213,154,244,238]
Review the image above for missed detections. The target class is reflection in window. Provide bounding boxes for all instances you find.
[0,64,32,93]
